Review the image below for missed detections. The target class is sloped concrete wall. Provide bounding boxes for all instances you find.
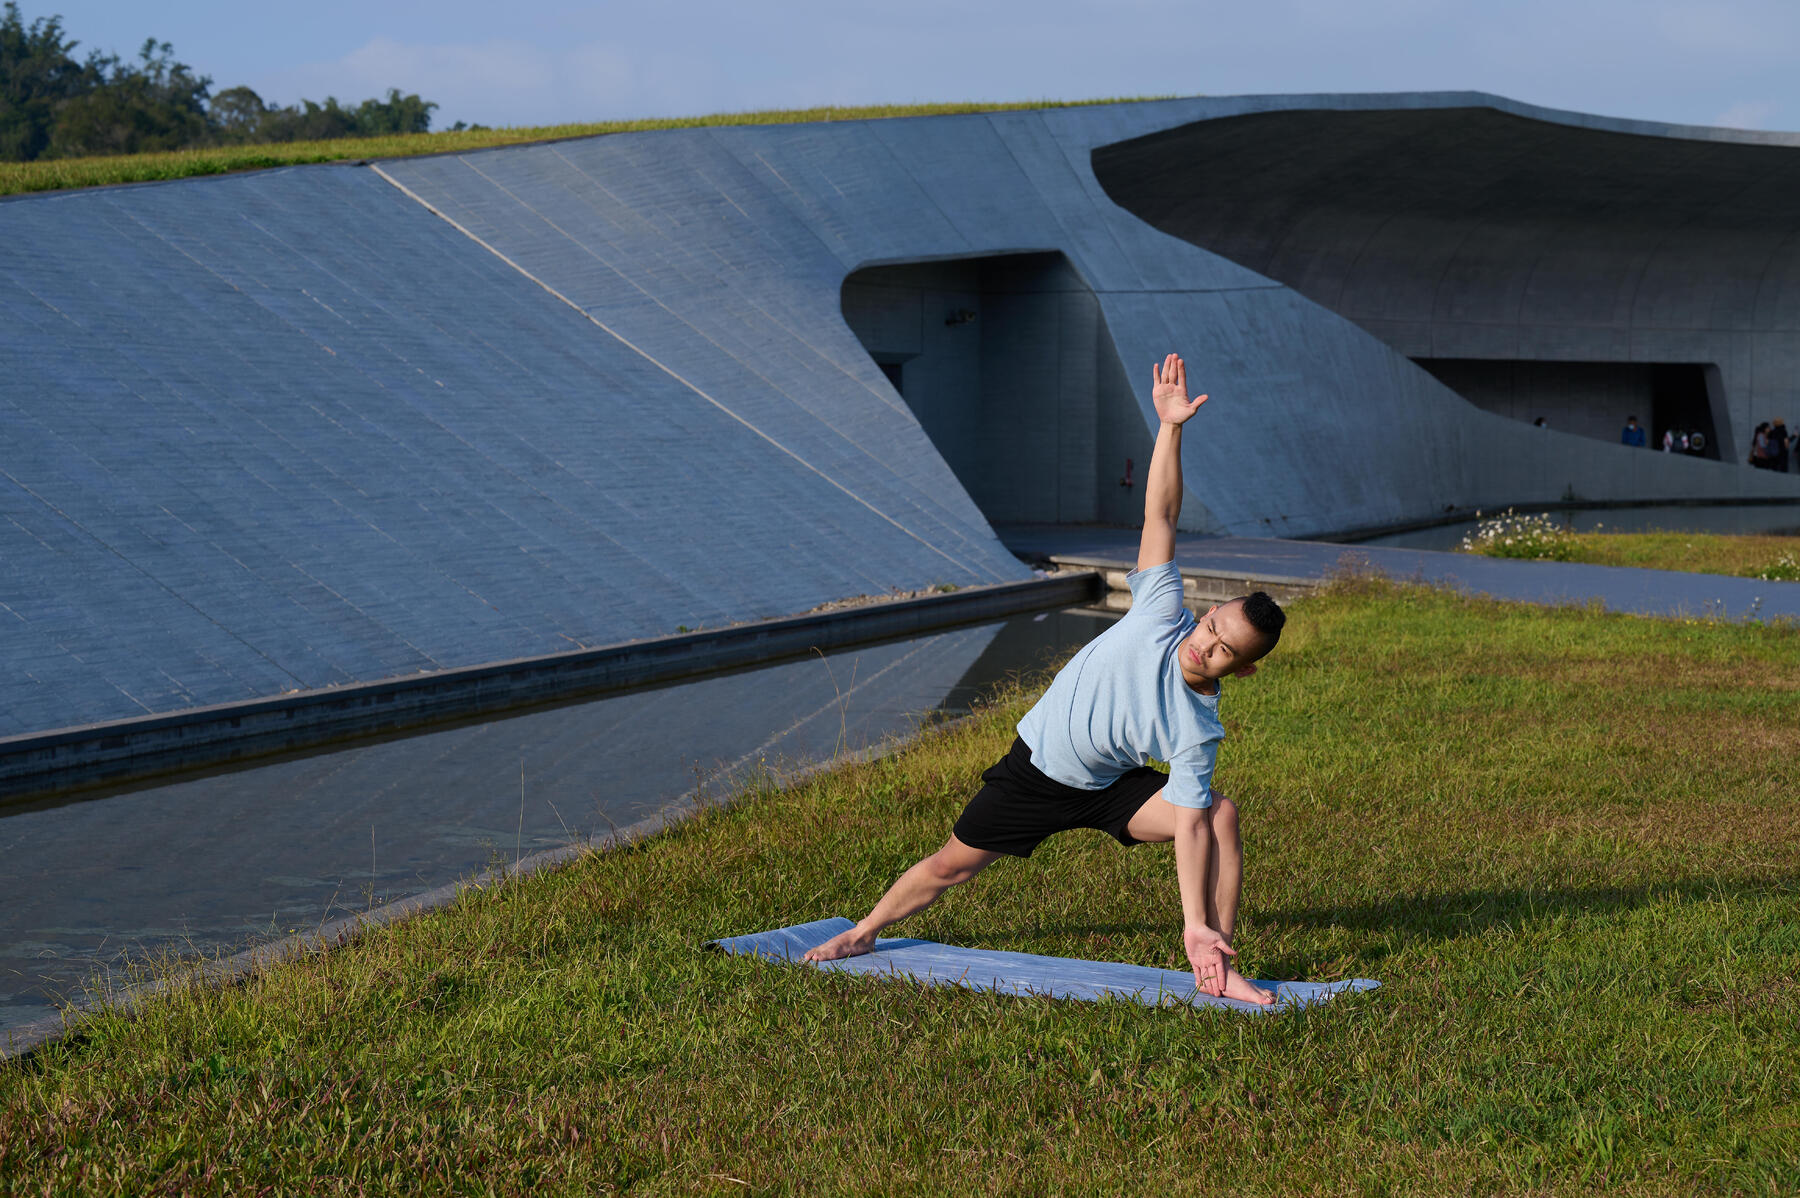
[0,167,1024,737]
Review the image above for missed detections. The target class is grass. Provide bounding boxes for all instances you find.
[0,96,1165,199]
[1561,531,1800,581]
[3,579,1797,1194]
[1462,520,1800,581]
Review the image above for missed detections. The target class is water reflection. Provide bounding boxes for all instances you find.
[0,606,1115,1031]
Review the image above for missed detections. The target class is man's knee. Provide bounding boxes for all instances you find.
[1211,794,1239,841]
[924,839,995,885]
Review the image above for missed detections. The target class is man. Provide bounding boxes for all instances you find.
[1621,416,1646,448]
[806,354,1286,1003]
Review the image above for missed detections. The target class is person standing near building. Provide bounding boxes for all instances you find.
[1772,419,1791,473]
[804,353,1286,1005]
[1621,416,1647,447]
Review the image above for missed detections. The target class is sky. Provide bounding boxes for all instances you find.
[26,0,1800,134]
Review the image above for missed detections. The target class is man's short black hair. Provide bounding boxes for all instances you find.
[1240,591,1285,644]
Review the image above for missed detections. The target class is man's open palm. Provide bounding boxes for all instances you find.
[1152,353,1208,425]
[1184,925,1234,997]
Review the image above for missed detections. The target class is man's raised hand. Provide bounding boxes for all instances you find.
[1152,353,1208,426]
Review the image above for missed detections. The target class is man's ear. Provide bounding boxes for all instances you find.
[1230,663,1258,678]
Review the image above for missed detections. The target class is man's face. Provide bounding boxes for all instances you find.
[1177,599,1270,689]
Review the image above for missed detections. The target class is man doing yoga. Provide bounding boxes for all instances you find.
[806,353,1286,1003]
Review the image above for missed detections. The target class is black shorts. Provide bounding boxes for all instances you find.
[952,737,1170,858]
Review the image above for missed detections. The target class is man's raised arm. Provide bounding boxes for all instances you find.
[1137,353,1209,573]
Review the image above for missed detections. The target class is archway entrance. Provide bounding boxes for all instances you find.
[841,252,1149,527]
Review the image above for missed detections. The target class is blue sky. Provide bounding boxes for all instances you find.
[29,0,1800,133]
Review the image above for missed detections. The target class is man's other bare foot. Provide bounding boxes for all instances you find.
[1221,968,1275,1005]
[803,926,876,962]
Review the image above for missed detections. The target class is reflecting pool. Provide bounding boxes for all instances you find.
[1,605,1116,1033]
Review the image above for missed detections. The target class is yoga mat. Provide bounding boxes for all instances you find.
[710,917,1378,1014]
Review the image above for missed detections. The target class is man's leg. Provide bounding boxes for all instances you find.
[803,835,1002,962]
[1125,791,1263,1001]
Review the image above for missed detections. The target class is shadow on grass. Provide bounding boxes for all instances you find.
[1002,872,1799,976]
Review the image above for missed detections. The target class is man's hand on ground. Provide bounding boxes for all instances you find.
[1183,924,1235,997]
[1183,926,1275,1004]
[1151,353,1208,426]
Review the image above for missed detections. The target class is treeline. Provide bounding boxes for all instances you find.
[0,3,465,162]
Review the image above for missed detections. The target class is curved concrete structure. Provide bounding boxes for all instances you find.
[4,92,1799,739]
[1092,99,1800,464]
[379,92,1799,544]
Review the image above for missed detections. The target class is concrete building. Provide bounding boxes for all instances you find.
[4,92,1798,736]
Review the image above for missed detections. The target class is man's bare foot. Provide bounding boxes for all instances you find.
[1221,968,1275,1005]
[803,926,876,962]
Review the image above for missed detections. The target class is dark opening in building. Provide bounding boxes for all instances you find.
[841,252,1149,526]
[1412,359,1723,459]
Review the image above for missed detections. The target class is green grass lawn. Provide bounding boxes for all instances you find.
[1562,531,1800,580]
[0,97,1160,198]
[3,579,1796,1194]
[1461,525,1800,581]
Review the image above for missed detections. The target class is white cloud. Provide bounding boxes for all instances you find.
[1712,99,1778,129]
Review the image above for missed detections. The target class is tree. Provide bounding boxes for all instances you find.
[208,83,268,143]
[247,88,436,142]
[0,1,103,161]
[350,88,435,136]
[253,96,358,142]
[47,37,210,157]
[2,6,444,160]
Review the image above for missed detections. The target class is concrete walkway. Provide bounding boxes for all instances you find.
[998,525,1800,622]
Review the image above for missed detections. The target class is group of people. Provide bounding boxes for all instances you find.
[1622,414,1797,468]
[1751,420,1794,472]
[1620,415,1708,455]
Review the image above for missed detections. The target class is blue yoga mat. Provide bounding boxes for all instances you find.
[710,917,1378,1014]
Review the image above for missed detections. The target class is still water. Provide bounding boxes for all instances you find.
[0,605,1117,1033]
[1357,502,1800,552]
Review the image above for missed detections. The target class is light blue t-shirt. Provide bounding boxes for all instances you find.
[1016,559,1222,809]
